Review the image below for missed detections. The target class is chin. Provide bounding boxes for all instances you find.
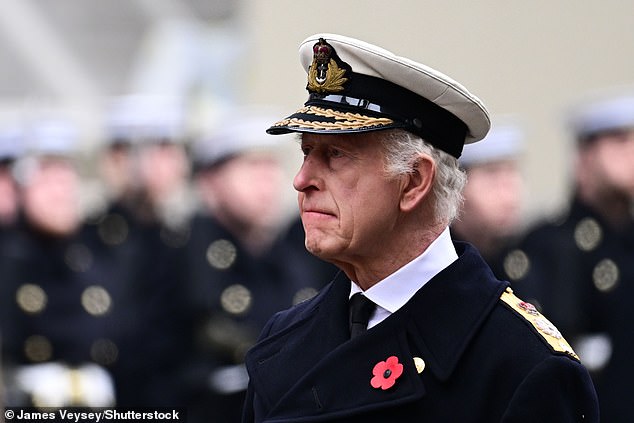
[304,227,346,258]
[305,238,334,261]
[305,240,325,258]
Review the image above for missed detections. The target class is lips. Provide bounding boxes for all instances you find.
[302,209,336,219]
[301,204,336,219]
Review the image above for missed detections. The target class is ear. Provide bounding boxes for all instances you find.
[399,154,435,213]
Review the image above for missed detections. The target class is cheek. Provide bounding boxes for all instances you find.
[464,181,516,226]
[463,178,493,212]
[596,146,634,190]
[346,185,399,239]
[220,177,255,214]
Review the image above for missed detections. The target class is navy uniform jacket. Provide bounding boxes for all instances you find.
[0,216,136,406]
[177,214,337,423]
[242,242,599,422]
[502,197,634,421]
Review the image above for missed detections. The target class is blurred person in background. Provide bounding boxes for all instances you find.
[0,121,23,230]
[96,94,195,235]
[451,118,526,278]
[132,95,195,237]
[0,117,125,407]
[89,94,193,407]
[91,96,145,235]
[502,89,634,421]
[181,108,336,423]
[0,117,24,398]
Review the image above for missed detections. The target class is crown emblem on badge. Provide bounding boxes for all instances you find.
[307,38,348,94]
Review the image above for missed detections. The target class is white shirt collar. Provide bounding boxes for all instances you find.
[349,226,458,322]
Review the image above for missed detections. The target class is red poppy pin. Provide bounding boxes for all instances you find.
[370,355,404,390]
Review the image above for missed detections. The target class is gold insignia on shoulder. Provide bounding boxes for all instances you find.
[307,38,348,93]
[500,288,579,360]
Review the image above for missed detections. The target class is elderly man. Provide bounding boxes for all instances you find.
[242,34,598,422]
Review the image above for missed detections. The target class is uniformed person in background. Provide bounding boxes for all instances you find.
[451,118,526,278]
[501,89,634,422]
[0,118,23,231]
[89,94,194,407]
[96,94,195,234]
[241,33,598,422]
[89,95,146,235]
[0,117,123,407]
[181,107,336,423]
[0,117,24,401]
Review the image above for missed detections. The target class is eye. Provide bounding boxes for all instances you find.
[329,147,344,158]
[301,145,312,157]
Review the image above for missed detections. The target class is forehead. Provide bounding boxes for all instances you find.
[598,127,634,139]
[583,127,634,148]
[300,132,383,148]
[467,159,519,172]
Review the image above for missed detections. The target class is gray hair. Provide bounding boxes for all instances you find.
[378,129,466,224]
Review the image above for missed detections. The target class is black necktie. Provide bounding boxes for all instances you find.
[349,293,376,338]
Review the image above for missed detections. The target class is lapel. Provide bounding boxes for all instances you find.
[245,242,506,422]
[403,242,507,381]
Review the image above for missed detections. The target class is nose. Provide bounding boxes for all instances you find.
[293,156,320,193]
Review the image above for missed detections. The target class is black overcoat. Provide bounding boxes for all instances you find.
[243,242,599,422]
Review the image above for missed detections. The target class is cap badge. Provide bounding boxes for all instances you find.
[307,38,348,94]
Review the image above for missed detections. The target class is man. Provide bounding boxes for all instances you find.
[451,118,526,278]
[1,118,119,407]
[0,119,22,229]
[242,33,598,422]
[501,90,634,422]
[95,94,193,407]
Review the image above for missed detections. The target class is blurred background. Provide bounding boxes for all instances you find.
[0,0,632,221]
[1,0,633,420]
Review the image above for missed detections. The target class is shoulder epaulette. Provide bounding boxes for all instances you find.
[500,287,579,360]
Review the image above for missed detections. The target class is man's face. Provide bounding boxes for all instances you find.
[585,129,634,198]
[461,160,524,238]
[293,133,403,265]
[200,152,285,231]
[23,158,81,236]
[138,143,189,201]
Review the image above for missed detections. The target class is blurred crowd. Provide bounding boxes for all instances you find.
[0,84,633,421]
[0,95,337,422]
[451,88,634,422]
